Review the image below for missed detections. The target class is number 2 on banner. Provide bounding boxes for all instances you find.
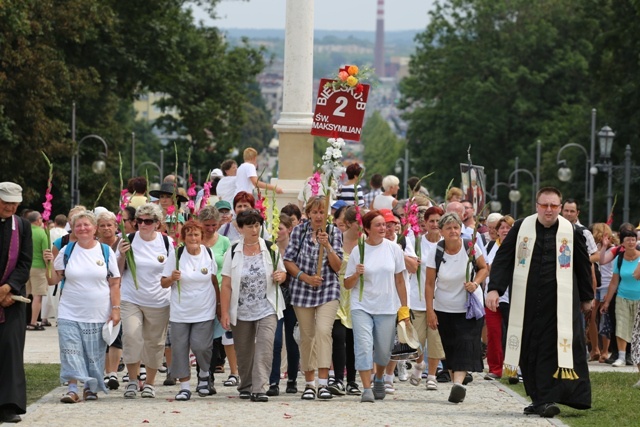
[333,96,348,117]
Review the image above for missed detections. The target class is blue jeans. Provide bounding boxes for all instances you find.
[351,310,396,371]
[269,304,300,385]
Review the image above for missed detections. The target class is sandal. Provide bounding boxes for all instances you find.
[317,385,333,400]
[196,377,212,397]
[223,374,239,387]
[83,388,98,401]
[41,320,52,327]
[60,391,80,404]
[123,382,137,399]
[301,385,316,400]
[175,389,192,401]
[140,384,156,398]
[26,323,45,331]
[409,361,426,386]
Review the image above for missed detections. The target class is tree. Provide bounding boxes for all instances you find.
[362,112,404,180]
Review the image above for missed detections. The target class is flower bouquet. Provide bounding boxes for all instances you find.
[324,64,375,93]
[41,152,53,278]
[351,170,366,301]
[118,153,138,289]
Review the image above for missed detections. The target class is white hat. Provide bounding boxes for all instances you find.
[0,182,23,203]
[211,168,223,178]
[93,206,109,217]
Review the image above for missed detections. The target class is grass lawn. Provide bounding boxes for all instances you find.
[506,372,640,426]
[25,363,60,405]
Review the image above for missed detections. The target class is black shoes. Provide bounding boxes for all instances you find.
[525,403,560,418]
[285,380,298,394]
[266,384,280,396]
[239,391,251,399]
[448,384,466,403]
[523,404,537,415]
[250,393,269,402]
[0,409,21,423]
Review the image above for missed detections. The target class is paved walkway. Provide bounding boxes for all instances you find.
[19,326,634,427]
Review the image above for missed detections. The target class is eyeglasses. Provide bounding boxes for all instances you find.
[536,203,561,211]
[136,218,157,225]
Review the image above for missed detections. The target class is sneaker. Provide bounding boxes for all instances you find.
[372,380,386,400]
[448,384,466,403]
[286,381,298,394]
[107,375,120,390]
[397,362,409,382]
[123,382,137,399]
[612,358,626,367]
[426,379,438,390]
[346,381,361,396]
[360,388,374,403]
[384,381,395,394]
[266,384,280,396]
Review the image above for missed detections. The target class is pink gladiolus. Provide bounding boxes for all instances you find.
[310,172,321,197]
[187,181,197,198]
[116,213,122,223]
[45,193,53,202]
[187,200,195,211]
[167,205,176,215]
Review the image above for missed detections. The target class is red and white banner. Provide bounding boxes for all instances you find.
[311,78,370,141]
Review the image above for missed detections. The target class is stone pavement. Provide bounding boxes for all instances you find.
[19,326,634,427]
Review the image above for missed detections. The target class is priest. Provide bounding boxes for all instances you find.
[487,187,592,418]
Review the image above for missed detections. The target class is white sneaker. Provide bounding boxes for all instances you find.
[397,362,409,382]
[426,379,438,390]
[384,381,395,394]
[612,358,626,367]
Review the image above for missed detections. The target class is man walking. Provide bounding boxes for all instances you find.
[487,187,593,418]
[0,182,33,423]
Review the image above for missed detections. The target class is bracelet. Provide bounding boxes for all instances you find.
[296,271,304,280]
[473,282,479,289]
[326,247,334,254]
[112,305,121,309]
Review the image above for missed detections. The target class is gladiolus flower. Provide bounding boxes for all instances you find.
[338,71,349,81]
[167,205,175,215]
[346,76,358,87]
[348,65,359,75]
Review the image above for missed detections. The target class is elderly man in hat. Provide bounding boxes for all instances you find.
[0,182,33,423]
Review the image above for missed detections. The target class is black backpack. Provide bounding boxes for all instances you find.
[434,238,477,278]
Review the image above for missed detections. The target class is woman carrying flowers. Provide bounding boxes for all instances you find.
[283,196,343,400]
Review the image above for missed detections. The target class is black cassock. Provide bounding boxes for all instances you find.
[0,216,32,415]
[489,218,593,409]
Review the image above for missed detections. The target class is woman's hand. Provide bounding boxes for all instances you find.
[355,263,365,276]
[427,310,438,330]
[43,248,54,263]
[171,270,181,282]
[221,312,230,330]
[110,308,121,326]
[600,301,609,315]
[486,290,500,312]
[272,271,287,283]
[317,231,331,249]
[118,239,131,254]
[305,274,323,287]
[464,281,479,293]
[602,233,611,248]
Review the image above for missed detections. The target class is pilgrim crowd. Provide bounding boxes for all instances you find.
[3,147,640,422]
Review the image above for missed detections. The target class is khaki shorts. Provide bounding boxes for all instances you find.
[27,268,48,296]
[121,301,170,369]
[615,296,640,343]
[413,310,445,359]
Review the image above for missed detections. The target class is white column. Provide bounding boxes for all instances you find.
[272,0,315,207]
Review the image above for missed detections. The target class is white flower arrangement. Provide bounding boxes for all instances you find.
[321,138,346,185]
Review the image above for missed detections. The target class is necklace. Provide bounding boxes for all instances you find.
[244,241,259,246]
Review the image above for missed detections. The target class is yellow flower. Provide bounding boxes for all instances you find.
[347,76,358,87]
[348,65,359,76]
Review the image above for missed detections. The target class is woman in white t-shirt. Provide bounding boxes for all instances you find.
[344,210,410,403]
[405,205,446,390]
[161,221,219,401]
[45,211,121,403]
[117,203,173,399]
[425,212,488,404]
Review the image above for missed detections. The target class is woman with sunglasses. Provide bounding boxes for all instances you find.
[117,203,174,399]
[220,210,286,402]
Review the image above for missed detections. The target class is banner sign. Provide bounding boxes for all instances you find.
[311,78,370,141]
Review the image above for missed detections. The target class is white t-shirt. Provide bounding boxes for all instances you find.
[216,176,237,204]
[54,243,120,323]
[406,232,439,311]
[119,232,172,308]
[163,245,217,323]
[346,239,405,315]
[484,241,509,304]
[235,162,257,196]
[425,241,484,313]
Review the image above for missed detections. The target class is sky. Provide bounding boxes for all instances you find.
[190,0,435,32]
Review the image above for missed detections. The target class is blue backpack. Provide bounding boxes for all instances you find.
[60,242,112,292]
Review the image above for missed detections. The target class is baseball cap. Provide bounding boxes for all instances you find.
[331,200,347,210]
[0,182,23,203]
[215,200,232,211]
[211,168,223,178]
[379,209,400,224]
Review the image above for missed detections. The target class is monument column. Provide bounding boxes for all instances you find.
[272,0,315,205]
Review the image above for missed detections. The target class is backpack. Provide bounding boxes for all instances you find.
[230,241,277,261]
[435,238,477,277]
[60,241,112,291]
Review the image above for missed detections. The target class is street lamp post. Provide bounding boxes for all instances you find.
[489,169,512,213]
[556,142,590,222]
[136,162,163,184]
[131,132,135,178]
[394,147,409,199]
[70,103,109,207]
[508,157,536,218]
[597,125,616,215]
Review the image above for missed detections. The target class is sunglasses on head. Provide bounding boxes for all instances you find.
[136,218,157,225]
